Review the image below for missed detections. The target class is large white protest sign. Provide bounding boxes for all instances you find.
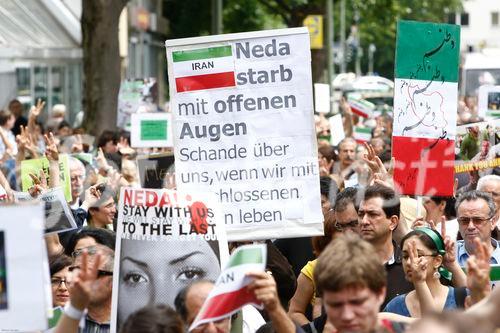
[13,187,78,234]
[166,28,324,241]
[0,203,48,331]
[111,187,229,333]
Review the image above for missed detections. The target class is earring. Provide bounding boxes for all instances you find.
[433,270,441,279]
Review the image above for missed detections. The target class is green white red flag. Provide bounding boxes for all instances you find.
[348,98,374,118]
[392,20,460,196]
[189,244,267,331]
[172,45,236,93]
[353,126,372,143]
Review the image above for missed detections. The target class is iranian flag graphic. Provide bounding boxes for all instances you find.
[392,20,460,196]
[353,126,372,143]
[190,244,267,331]
[348,98,374,118]
[172,45,236,93]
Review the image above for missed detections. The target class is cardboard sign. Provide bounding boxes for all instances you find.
[117,78,158,129]
[131,112,173,148]
[136,153,175,189]
[478,85,500,120]
[21,154,72,202]
[314,83,330,113]
[111,187,229,333]
[166,28,324,241]
[392,20,460,196]
[13,187,77,234]
[329,114,345,146]
[0,204,48,331]
[454,119,500,175]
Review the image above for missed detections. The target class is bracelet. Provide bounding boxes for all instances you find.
[64,302,85,321]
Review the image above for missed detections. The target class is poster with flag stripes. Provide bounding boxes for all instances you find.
[165,28,324,241]
[172,46,236,93]
[190,244,267,331]
[392,20,460,196]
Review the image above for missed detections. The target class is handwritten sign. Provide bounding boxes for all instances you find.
[166,28,324,241]
[21,155,72,201]
[392,20,460,196]
[136,153,175,188]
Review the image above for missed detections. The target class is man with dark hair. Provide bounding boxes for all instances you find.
[333,187,360,234]
[64,227,116,257]
[174,280,265,333]
[455,190,500,266]
[97,130,119,154]
[8,99,27,136]
[358,184,412,307]
[314,234,406,333]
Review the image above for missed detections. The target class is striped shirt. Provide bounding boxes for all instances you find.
[78,316,110,333]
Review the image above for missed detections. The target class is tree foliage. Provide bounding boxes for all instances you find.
[164,0,461,81]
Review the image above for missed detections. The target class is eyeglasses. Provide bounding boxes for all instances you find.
[402,253,437,261]
[68,265,113,278]
[334,220,359,232]
[457,215,493,226]
[51,278,68,288]
[71,246,98,259]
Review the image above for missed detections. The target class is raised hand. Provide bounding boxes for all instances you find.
[29,99,45,119]
[28,169,48,198]
[362,142,385,174]
[408,240,428,284]
[319,157,334,177]
[81,184,102,209]
[466,237,492,305]
[96,147,110,172]
[68,250,101,311]
[44,132,59,162]
[71,134,84,153]
[440,217,457,267]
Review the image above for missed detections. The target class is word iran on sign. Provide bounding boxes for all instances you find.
[172,45,236,93]
[190,244,267,330]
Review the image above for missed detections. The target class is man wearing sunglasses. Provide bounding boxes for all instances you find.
[456,190,500,266]
[68,244,114,333]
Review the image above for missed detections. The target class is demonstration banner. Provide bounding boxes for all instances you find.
[21,154,72,202]
[13,187,77,234]
[0,204,48,331]
[131,112,173,148]
[136,153,175,188]
[478,85,500,120]
[111,187,229,333]
[190,244,266,331]
[454,119,500,176]
[165,28,324,240]
[117,78,158,129]
[392,20,460,196]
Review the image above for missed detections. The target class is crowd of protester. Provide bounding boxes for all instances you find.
[0,95,499,333]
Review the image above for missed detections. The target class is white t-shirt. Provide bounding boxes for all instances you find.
[436,218,460,241]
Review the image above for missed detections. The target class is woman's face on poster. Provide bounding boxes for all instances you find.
[118,238,220,326]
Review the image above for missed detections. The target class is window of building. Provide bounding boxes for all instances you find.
[461,12,469,26]
[492,12,499,27]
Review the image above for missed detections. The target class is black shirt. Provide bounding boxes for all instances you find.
[383,241,414,308]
